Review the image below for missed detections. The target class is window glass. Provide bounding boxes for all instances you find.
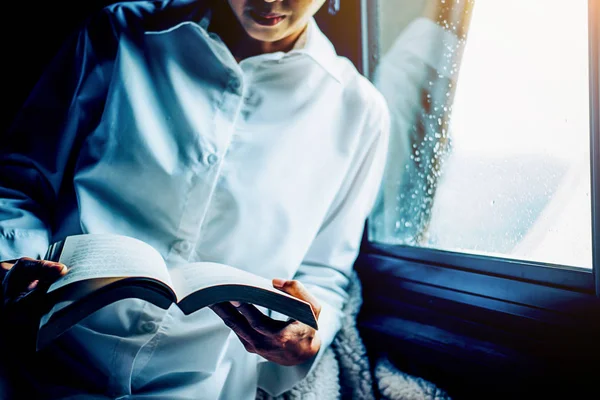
[368,0,592,269]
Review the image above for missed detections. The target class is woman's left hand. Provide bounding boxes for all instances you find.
[210,279,321,366]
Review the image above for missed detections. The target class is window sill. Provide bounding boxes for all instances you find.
[355,251,600,398]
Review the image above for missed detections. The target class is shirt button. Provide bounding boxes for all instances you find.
[230,77,241,91]
[207,153,219,165]
[244,90,261,107]
[173,240,192,252]
[140,321,158,334]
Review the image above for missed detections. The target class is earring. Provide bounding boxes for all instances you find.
[328,0,340,15]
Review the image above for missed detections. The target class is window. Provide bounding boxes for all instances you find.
[366,0,597,285]
[356,4,599,396]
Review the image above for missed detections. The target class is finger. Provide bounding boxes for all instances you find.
[0,260,16,284]
[1,259,17,272]
[209,302,262,344]
[237,333,259,354]
[272,279,321,319]
[231,302,292,335]
[3,258,67,298]
[11,257,67,282]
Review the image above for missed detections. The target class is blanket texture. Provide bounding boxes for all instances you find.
[256,272,450,400]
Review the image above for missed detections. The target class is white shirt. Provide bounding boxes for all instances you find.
[0,1,389,398]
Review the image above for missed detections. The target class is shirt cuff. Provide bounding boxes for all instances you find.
[256,301,340,396]
[386,17,462,79]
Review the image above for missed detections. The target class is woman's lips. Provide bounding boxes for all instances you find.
[249,10,287,26]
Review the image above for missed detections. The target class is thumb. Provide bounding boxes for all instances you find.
[272,279,321,319]
[4,258,67,299]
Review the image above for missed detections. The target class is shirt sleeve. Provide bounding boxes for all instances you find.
[257,92,391,396]
[373,17,461,135]
[369,17,462,243]
[0,12,115,260]
[385,17,462,79]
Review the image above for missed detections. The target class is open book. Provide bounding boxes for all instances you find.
[37,233,318,351]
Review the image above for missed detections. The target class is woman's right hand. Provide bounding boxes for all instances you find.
[1,257,67,324]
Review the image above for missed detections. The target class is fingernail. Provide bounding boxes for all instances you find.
[42,260,67,273]
[272,278,286,288]
[230,301,241,307]
[52,263,68,276]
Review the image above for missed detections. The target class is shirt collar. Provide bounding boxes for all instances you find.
[291,18,342,83]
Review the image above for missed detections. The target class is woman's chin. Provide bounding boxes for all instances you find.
[245,26,289,43]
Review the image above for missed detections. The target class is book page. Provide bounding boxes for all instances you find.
[169,262,298,303]
[48,234,172,293]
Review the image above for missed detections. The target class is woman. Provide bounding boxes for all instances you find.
[0,0,389,398]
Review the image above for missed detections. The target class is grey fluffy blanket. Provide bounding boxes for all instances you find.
[256,272,451,400]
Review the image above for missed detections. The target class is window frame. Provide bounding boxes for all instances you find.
[590,0,600,297]
[359,0,600,301]
[353,4,600,392]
